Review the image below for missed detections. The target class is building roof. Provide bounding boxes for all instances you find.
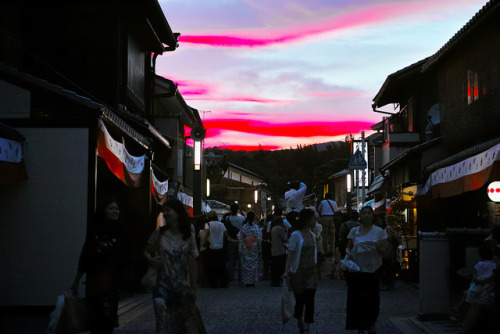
[381,136,442,172]
[154,75,202,128]
[422,0,500,72]
[144,0,180,51]
[424,136,500,174]
[372,57,429,108]
[227,163,264,181]
[328,169,350,180]
[0,62,152,149]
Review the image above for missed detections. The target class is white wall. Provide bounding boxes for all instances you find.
[0,128,89,305]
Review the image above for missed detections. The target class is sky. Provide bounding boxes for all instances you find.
[156,0,488,151]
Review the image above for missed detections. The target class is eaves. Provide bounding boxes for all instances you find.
[381,137,442,172]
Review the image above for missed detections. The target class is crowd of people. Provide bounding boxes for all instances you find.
[186,181,404,334]
[70,184,500,334]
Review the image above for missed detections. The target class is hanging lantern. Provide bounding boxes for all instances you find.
[487,181,500,202]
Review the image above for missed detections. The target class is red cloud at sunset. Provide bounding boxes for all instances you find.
[215,144,282,151]
[202,119,373,138]
[186,95,295,104]
[166,77,294,104]
[178,1,438,48]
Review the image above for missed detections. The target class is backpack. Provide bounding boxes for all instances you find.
[224,216,240,240]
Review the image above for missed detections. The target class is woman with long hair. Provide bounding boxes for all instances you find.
[284,208,318,334]
[345,206,388,334]
[238,211,262,286]
[144,199,205,334]
[71,199,126,333]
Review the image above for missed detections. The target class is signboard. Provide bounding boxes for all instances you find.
[348,149,367,169]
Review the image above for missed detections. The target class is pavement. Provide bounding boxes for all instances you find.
[0,276,462,334]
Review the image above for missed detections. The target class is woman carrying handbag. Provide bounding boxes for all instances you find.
[283,208,318,334]
[144,199,206,334]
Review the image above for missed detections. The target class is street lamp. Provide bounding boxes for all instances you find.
[194,140,201,171]
[190,125,205,217]
[254,189,258,203]
[346,173,352,213]
[487,181,500,217]
[206,178,210,197]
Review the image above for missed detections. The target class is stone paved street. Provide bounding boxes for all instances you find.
[1,275,462,333]
[115,277,424,334]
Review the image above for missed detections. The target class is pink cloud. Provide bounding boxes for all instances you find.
[178,1,439,48]
[186,95,295,104]
[203,119,373,138]
[304,91,365,98]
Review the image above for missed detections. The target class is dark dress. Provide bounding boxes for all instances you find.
[77,221,126,333]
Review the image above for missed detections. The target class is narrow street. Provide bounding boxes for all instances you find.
[115,274,458,334]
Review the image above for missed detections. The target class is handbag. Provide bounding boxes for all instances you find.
[141,266,159,288]
[48,292,89,333]
[280,278,294,327]
[141,229,162,288]
[60,294,89,333]
[340,255,360,272]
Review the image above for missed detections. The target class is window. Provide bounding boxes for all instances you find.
[467,70,486,105]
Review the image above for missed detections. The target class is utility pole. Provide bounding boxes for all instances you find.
[361,131,366,203]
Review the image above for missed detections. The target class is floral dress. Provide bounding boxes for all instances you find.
[147,228,199,332]
[238,223,262,285]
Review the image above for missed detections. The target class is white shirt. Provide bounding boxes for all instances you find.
[205,220,226,250]
[318,199,338,216]
[287,230,317,273]
[266,218,291,233]
[348,225,387,273]
[284,182,307,213]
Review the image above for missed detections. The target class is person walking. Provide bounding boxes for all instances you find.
[345,206,388,334]
[143,199,204,334]
[238,211,262,286]
[261,214,273,281]
[338,211,359,259]
[71,199,127,333]
[204,211,228,288]
[285,181,307,214]
[224,203,245,284]
[317,192,338,257]
[284,208,318,334]
[270,215,288,287]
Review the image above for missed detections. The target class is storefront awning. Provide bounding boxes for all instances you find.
[367,171,388,195]
[419,142,500,198]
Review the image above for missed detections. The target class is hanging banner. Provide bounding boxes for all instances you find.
[152,171,168,205]
[0,136,28,184]
[97,119,146,188]
[420,142,500,198]
[177,191,194,217]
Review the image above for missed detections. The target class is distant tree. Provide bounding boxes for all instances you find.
[206,140,350,198]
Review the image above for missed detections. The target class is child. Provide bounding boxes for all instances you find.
[459,241,496,334]
[465,242,496,304]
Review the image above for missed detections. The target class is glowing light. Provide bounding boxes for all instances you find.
[207,179,210,197]
[487,181,500,202]
[194,141,201,170]
[347,174,352,193]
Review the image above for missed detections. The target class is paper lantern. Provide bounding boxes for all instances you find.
[487,181,500,202]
